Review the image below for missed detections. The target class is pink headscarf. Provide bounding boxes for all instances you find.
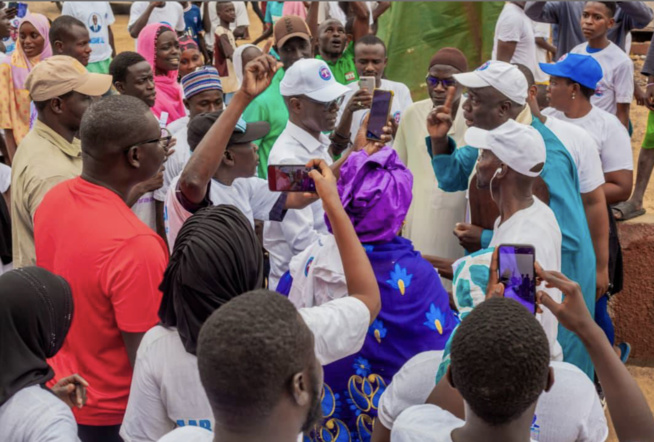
[5,13,52,91]
[136,23,186,124]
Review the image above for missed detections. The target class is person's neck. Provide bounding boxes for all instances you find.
[495,181,535,226]
[587,35,610,50]
[319,47,342,63]
[80,163,134,203]
[220,19,231,29]
[37,114,77,144]
[564,98,592,119]
[213,408,303,442]
[290,116,321,140]
[452,408,535,442]
[214,167,238,187]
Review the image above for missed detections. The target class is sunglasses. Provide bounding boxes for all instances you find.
[299,94,345,110]
[426,75,457,89]
[124,128,172,152]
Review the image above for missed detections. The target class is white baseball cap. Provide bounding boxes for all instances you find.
[453,60,528,106]
[465,120,546,177]
[280,58,350,102]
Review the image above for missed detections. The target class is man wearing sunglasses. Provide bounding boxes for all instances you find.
[392,48,469,288]
[11,55,112,269]
[264,58,350,290]
[334,34,413,147]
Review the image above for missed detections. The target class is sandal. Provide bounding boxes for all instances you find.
[618,342,631,364]
[612,201,646,222]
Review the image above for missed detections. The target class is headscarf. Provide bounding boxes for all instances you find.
[159,205,264,355]
[5,13,52,92]
[178,35,198,54]
[0,267,73,406]
[326,146,413,243]
[233,44,258,88]
[137,22,186,123]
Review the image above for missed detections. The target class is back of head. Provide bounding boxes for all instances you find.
[326,147,413,243]
[355,34,387,55]
[0,267,73,406]
[80,94,152,156]
[450,298,550,426]
[429,47,468,72]
[513,63,535,88]
[109,51,147,84]
[159,205,264,354]
[49,15,84,44]
[197,289,314,426]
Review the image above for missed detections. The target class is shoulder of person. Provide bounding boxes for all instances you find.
[139,325,181,354]
[157,425,213,442]
[394,403,461,437]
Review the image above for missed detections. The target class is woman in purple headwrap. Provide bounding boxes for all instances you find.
[285,146,459,442]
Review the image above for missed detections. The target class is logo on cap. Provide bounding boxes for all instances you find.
[319,67,332,81]
[557,53,568,62]
[477,61,490,71]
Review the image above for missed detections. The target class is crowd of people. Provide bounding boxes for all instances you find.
[1,1,654,442]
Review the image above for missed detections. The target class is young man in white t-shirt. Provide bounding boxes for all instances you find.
[493,2,547,83]
[128,1,185,40]
[569,1,634,129]
[61,1,115,74]
[334,34,413,146]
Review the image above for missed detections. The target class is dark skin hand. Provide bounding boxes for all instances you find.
[426,86,457,155]
[51,374,89,409]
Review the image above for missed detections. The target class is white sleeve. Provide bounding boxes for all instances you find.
[495,10,522,42]
[577,138,605,194]
[30,400,81,442]
[128,2,147,28]
[280,205,324,256]
[299,297,370,365]
[614,59,635,104]
[578,386,610,442]
[600,118,634,172]
[377,351,443,430]
[234,2,250,27]
[120,351,175,442]
[245,177,280,222]
[60,1,73,17]
[105,2,116,26]
[164,181,193,249]
[175,4,186,32]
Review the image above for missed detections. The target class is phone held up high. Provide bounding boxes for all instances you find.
[366,89,394,142]
[497,244,537,314]
[7,2,27,18]
[267,165,316,193]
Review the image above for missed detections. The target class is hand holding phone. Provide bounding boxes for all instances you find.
[497,244,537,314]
[359,76,375,92]
[268,164,317,192]
[366,89,394,142]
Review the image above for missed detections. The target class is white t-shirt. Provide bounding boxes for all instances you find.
[542,116,604,193]
[157,426,303,442]
[132,191,158,231]
[129,2,186,34]
[489,197,563,361]
[492,2,547,83]
[381,352,607,442]
[0,385,81,442]
[532,21,551,65]
[122,297,369,441]
[543,106,633,173]
[153,124,191,203]
[204,1,250,51]
[570,42,634,115]
[61,1,115,63]
[337,79,414,145]
[165,175,280,248]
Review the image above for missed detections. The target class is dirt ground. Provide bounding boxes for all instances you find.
[28,2,654,440]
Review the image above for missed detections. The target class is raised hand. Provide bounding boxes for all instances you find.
[345,88,373,115]
[426,86,456,139]
[307,159,339,208]
[241,40,278,100]
[453,222,482,253]
[485,247,505,300]
[352,113,393,156]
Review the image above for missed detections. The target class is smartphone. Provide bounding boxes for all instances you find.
[366,89,394,142]
[498,244,537,314]
[267,165,316,192]
[359,76,375,92]
[7,2,27,18]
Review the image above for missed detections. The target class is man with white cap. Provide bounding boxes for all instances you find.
[265,58,350,290]
[11,55,112,268]
[426,60,596,379]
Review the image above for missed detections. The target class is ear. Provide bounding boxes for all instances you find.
[53,40,64,54]
[607,16,615,29]
[498,99,513,118]
[291,371,312,407]
[289,97,302,115]
[50,97,65,115]
[446,365,455,389]
[222,149,235,167]
[544,366,555,393]
[126,145,141,168]
[114,81,126,95]
[528,85,538,101]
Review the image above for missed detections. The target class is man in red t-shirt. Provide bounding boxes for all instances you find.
[34,95,169,442]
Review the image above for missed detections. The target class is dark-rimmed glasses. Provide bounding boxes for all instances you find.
[124,128,172,152]
[426,75,456,89]
[297,94,345,110]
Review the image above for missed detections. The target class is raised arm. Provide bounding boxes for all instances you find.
[350,1,371,42]
[129,2,163,39]
[617,1,654,30]
[307,2,320,47]
[524,1,561,24]
[309,160,381,322]
[537,266,654,442]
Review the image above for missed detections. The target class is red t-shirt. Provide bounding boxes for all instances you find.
[34,177,168,426]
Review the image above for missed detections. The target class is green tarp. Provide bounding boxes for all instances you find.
[377,1,504,100]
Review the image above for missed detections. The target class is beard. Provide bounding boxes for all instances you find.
[300,367,324,434]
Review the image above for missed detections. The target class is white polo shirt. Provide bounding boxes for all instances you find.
[264,121,333,290]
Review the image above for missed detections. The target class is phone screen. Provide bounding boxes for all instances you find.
[498,244,536,314]
[366,89,393,141]
[267,165,316,192]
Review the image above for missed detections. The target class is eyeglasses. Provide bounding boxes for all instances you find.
[426,75,457,89]
[299,94,345,110]
[124,128,172,152]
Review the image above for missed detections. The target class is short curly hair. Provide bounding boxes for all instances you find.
[197,290,315,427]
[450,297,550,426]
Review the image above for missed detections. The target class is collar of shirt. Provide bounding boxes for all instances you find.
[284,120,331,154]
[32,120,82,159]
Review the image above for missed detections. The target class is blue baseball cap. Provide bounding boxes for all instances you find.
[539,53,603,90]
